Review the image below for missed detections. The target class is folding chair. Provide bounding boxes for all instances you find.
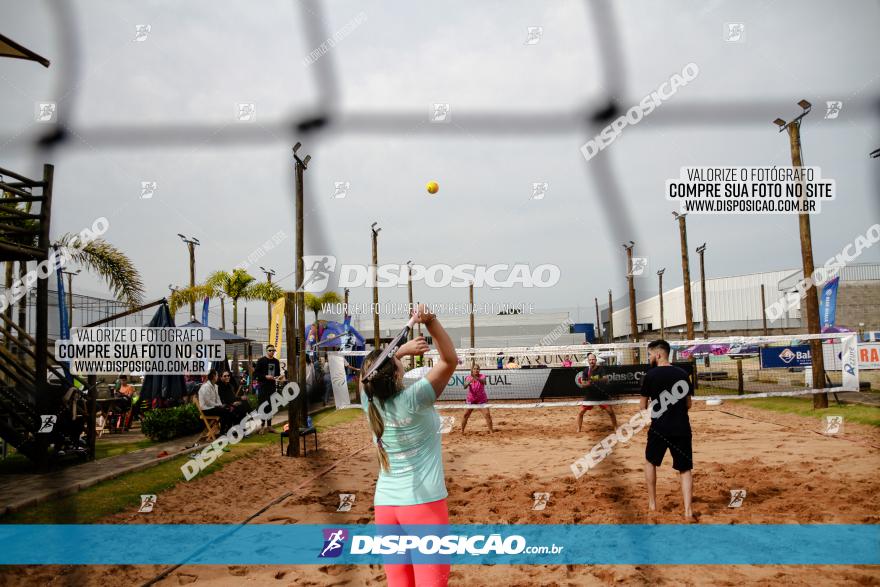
[193,396,221,442]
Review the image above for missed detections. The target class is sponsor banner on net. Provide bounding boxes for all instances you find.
[666,167,836,214]
[1,524,877,565]
[54,327,223,375]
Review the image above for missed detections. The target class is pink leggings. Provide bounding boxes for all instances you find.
[373,498,450,587]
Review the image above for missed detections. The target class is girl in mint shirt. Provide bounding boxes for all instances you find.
[360,305,458,587]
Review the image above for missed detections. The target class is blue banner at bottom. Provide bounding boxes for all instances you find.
[0,524,877,565]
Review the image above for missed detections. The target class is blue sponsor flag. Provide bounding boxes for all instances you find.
[819,276,839,330]
[54,249,72,383]
[201,296,210,326]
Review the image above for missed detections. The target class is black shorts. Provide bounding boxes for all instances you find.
[645,428,693,472]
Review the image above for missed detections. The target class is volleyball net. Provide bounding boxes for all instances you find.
[326,332,861,409]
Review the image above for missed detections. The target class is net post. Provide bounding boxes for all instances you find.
[736,358,744,395]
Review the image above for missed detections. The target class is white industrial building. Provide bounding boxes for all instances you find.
[602,262,880,340]
[352,310,584,349]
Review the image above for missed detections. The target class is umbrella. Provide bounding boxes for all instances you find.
[0,33,50,67]
[139,303,187,403]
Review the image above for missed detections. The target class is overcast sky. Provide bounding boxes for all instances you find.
[2,0,878,328]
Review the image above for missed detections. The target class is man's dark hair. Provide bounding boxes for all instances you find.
[207,369,218,382]
[586,352,597,359]
[647,339,671,355]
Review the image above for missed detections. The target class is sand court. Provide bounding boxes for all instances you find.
[6,401,877,586]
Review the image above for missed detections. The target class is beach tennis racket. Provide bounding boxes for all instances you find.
[361,315,418,382]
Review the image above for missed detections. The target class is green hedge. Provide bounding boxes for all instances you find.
[140,404,203,442]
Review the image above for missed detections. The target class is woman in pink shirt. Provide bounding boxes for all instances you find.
[461,364,493,433]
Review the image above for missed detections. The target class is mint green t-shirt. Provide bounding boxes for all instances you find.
[360,377,447,507]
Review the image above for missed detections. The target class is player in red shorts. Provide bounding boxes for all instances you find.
[576,352,618,432]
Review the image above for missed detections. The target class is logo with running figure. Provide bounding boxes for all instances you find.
[299,255,338,293]
[319,528,348,558]
[628,257,648,276]
[823,415,843,435]
[824,101,843,119]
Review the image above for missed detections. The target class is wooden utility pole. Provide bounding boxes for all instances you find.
[260,266,275,330]
[406,262,414,368]
[623,242,639,342]
[292,142,311,440]
[371,222,381,348]
[760,284,768,335]
[469,282,475,348]
[696,243,709,368]
[284,291,299,456]
[672,212,695,340]
[405,263,414,331]
[657,268,665,339]
[177,234,200,321]
[607,289,614,343]
[594,297,601,342]
[243,307,247,337]
[774,101,826,408]
[61,269,80,329]
[219,292,226,330]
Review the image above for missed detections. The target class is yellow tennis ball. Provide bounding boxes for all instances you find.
[426,181,439,194]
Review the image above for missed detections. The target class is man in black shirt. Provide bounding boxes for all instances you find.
[639,339,695,521]
[253,345,282,433]
[576,352,618,432]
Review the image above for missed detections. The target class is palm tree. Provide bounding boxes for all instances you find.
[168,284,215,322]
[0,190,145,312]
[171,268,283,333]
[54,234,146,309]
[304,291,344,344]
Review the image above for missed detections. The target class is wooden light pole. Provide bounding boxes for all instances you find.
[607,289,614,343]
[760,284,768,336]
[177,234,200,321]
[218,292,226,330]
[406,262,414,368]
[657,268,665,339]
[672,212,695,340]
[371,222,381,348]
[405,261,414,326]
[292,142,312,443]
[61,269,80,329]
[623,241,639,342]
[469,281,475,348]
[594,297,601,342]
[773,100,827,408]
[696,243,709,367]
[260,266,276,330]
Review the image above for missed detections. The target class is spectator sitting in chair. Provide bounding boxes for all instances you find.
[117,375,135,397]
[218,371,249,422]
[198,370,236,433]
